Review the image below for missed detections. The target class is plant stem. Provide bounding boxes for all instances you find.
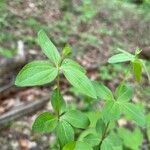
[57,72,60,90]
[99,122,110,149]
[56,55,65,91]
[56,71,61,149]
[56,70,61,119]
[56,58,64,149]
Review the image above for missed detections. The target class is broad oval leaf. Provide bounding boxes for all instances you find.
[51,88,66,114]
[15,61,58,87]
[86,111,101,128]
[117,48,133,55]
[78,128,97,141]
[108,53,134,64]
[118,128,143,150]
[61,58,86,74]
[116,85,133,102]
[83,134,100,146]
[115,83,129,99]
[32,112,58,133]
[101,133,122,150]
[132,59,142,82]
[56,120,74,146]
[121,103,146,127]
[63,141,93,150]
[61,67,96,98]
[62,110,90,129]
[96,118,106,137]
[102,101,121,122]
[38,30,61,65]
[92,81,113,101]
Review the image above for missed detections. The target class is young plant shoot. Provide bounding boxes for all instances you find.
[15,30,147,150]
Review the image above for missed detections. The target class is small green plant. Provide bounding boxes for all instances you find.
[0,48,16,58]
[108,47,150,82]
[79,0,97,22]
[15,30,148,149]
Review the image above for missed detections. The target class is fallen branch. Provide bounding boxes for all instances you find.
[0,97,49,128]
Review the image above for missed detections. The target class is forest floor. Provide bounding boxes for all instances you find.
[0,0,150,150]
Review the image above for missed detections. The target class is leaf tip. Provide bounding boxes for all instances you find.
[38,29,44,36]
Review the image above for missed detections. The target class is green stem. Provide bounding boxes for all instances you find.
[56,56,65,150]
[56,54,65,90]
[56,71,61,149]
[55,56,63,116]
[57,71,60,90]
[99,122,110,149]
[56,68,61,119]
[59,144,62,150]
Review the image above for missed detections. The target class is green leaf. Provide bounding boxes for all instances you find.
[78,128,97,141]
[86,112,101,128]
[116,85,133,102]
[63,44,72,56]
[63,141,93,150]
[92,81,113,100]
[118,128,143,150]
[0,48,15,58]
[115,84,126,99]
[83,134,100,146]
[61,58,86,74]
[102,101,121,122]
[51,88,66,114]
[62,67,96,98]
[121,103,146,126]
[96,119,106,137]
[108,53,134,64]
[56,120,74,146]
[132,59,142,82]
[63,141,76,150]
[32,112,58,133]
[63,110,90,129]
[117,48,134,57]
[38,30,61,65]
[15,61,58,87]
[101,133,122,150]
[115,83,129,99]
